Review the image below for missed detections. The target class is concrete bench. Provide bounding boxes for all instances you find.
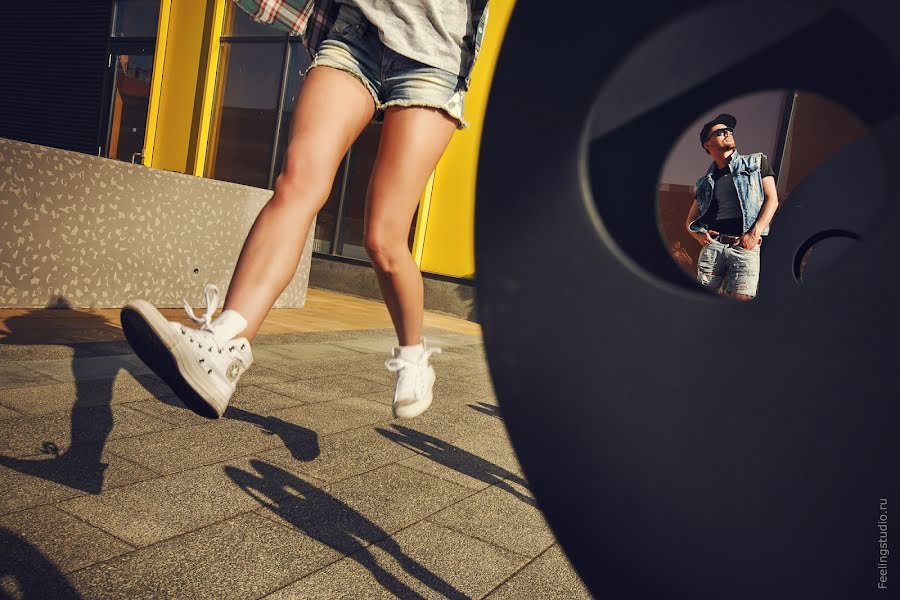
[0,138,313,308]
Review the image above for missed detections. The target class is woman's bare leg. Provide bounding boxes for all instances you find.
[364,106,458,346]
[223,67,375,340]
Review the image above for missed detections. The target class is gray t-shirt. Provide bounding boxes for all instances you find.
[337,0,473,77]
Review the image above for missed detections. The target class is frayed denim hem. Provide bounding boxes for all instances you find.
[379,99,469,130]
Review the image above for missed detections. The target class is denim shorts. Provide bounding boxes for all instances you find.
[696,240,762,297]
[307,4,468,129]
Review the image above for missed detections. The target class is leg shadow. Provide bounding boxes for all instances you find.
[226,406,321,462]
[467,402,501,419]
[224,459,468,599]
[376,425,535,507]
[0,298,151,495]
[0,527,81,599]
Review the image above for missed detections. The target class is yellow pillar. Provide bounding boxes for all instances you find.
[418,0,516,279]
[147,0,223,174]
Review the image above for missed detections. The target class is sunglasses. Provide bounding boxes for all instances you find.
[708,127,734,140]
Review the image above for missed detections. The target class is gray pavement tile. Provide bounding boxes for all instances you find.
[58,457,317,547]
[377,422,527,497]
[0,404,21,420]
[431,374,495,405]
[125,397,210,427]
[441,344,488,359]
[75,340,135,357]
[58,328,127,344]
[254,352,392,386]
[0,528,83,599]
[260,425,415,484]
[256,342,363,363]
[266,520,526,600]
[68,513,342,600]
[127,382,302,427]
[441,353,489,373]
[254,328,395,346]
[18,354,152,383]
[428,482,551,558]
[239,365,299,386]
[228,384,306,415]
[0,343,80,362]
[398,404,510,448]
[0,505,133,573]
[259,374,389,405]
[0,362,51,390]
[268,397,392,436]
[0,447,158,514]
[397,454,495,493]
[484,545,594,600]
[0,372,173,416]
[0,404,173,458]
[421,328,483,347]
[331,336,400,355]
[259,463,471,554]
[104,413,319,475]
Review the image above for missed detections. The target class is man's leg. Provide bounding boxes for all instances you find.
[697,241,726,295]
[223,66,377,340]
[723,245,761,301]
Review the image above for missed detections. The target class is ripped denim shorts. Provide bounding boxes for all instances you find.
[307,3,468,129]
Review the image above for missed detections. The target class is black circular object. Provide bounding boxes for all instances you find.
[476,1,900,598]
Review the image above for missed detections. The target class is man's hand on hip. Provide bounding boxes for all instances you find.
[738,232,761,250]
[694,230,718,247]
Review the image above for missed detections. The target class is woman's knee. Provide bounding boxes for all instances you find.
[364,229,410,272]
[272,154,336,208]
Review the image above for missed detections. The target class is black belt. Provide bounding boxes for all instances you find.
[713,234,742,245]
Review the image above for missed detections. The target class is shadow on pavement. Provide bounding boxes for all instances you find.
[467,401,501,419]
[376,425,535,507]
[0,298,144,494]
[225,459,467,599]
[0,527,81,599]
[227,406,321,462]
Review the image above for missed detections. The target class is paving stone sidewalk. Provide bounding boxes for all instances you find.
[0,326,592,599]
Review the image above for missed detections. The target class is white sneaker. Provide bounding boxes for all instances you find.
[385,339,441,419]
[120,284,252,418]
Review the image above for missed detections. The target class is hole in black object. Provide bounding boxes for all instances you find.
[584,5,894,297]
[793,229,861,283]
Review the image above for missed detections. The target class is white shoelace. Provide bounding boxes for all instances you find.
[183,283,220,333]
[385,346,441,399]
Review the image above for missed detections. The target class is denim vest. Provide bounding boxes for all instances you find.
[689,151,770,236]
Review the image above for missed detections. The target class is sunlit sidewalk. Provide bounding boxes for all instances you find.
[0,288,591,599]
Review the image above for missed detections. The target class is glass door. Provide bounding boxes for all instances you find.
[104,49,155,163]
[99,0,160,164]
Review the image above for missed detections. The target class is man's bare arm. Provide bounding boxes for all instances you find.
[750,176,779,237]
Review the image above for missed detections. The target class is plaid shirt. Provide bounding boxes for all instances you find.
[232,0,490,88]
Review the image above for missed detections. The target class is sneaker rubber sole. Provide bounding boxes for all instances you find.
[120,300,224,418]
[393,391,433,419]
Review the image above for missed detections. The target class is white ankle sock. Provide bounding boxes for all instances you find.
[210,309,248,342]
[396,341,425,361]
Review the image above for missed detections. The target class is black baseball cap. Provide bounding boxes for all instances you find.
[699,113,737,145]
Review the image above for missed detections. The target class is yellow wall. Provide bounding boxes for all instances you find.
[419,0,516,278]
[148,0,220,173]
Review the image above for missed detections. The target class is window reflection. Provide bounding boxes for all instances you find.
[206,43,285,188]
[107,54,153,162]
[111,0,160,38]
[336,123,381,260]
